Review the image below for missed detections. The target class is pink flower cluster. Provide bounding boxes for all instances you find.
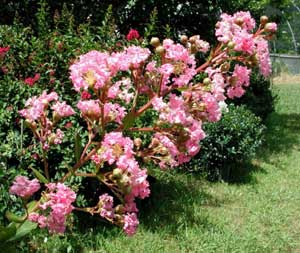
[52,101,75,118]
[29,183,76,234]
[19,91,58,121]
[255,38,272,77]
[9,176,40,198]
[70,46,150,92]
[91,132,150,230]
[98,193,114,219]
[227,65,251,98]
[13,11,276,237]
[215,11,276,77]
[97,194,139,236]
[19,91,74,150]
[123,213,139,236]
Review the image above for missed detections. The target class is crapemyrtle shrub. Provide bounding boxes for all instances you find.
[181,104,265,181]
[231,70,276,120]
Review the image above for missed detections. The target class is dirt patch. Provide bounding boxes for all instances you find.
[273,73,300,85]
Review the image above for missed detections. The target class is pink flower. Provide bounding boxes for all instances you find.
[77,100,101,119]
[52,101,75,118]
[232,65,251,87]
[126,29,140,41]
[233,30,255,54]
[69,51,111,91]
[216,12,256,48]
[227,86,245,98]
[99,194,114,219]
[255,37,271,77]
[163,39,192,64]
[19,91,58,121]
[116,157,150,199]
[24,73,40,87]
[233,11,256,31]
[123,213,139,236]
[9,176,40,198]
[191,35,210,53]
[104,102,127,124]
[34,183,76,234]
[53,129,64,144]
[93,132,134,165]
[107,78,134,104]
[125,46,151,68]
[202,93,222,122]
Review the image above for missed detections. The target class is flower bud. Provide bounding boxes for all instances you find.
[199,102,206,111]
[150,37,160,47]
[150,137,160,148]
[235,17,244,26]
[115,205,125,214]
[190,44,198,54]
[260,16,268,25]
[155,45,165,54]
[264,23,277,33]
[249,54,258,66]
[189,36,197,44]
[53,111,61,123]
[134,138,142,148]
[119,174,130,186]
[25,119,35,129]
[203,77,211,86]
[48,133,56,145]
[227,41,235,49]
[42,99,49,107]
[229,76,238,86]
[221,62,230,72]
[160,147,169,156]
[180,35,188,44]
[112,168,123,180]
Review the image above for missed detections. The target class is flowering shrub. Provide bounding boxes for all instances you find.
[6,12,276,236]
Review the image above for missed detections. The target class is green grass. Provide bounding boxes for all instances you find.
[25,83,300,252]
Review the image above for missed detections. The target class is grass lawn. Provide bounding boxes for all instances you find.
[26,83,300,253]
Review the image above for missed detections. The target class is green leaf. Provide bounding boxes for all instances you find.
[8,220,37,242]
[26,201,38,213]
[31,168,48,184]
[5,211,26,223]
[0,223,16,242]
[74,130,82,163]
[122,111,135,130]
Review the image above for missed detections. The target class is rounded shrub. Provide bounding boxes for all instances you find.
[182,104,265,180]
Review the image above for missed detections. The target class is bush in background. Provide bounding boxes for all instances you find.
[182,104,265,181]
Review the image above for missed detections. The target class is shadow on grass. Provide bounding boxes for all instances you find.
[221,112,300,184]
[71,173,224,237]
[225,161,267,185]
[262,112,300,158]
[138,174,224,234]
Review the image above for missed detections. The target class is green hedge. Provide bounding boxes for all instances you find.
[181,104,265,180]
